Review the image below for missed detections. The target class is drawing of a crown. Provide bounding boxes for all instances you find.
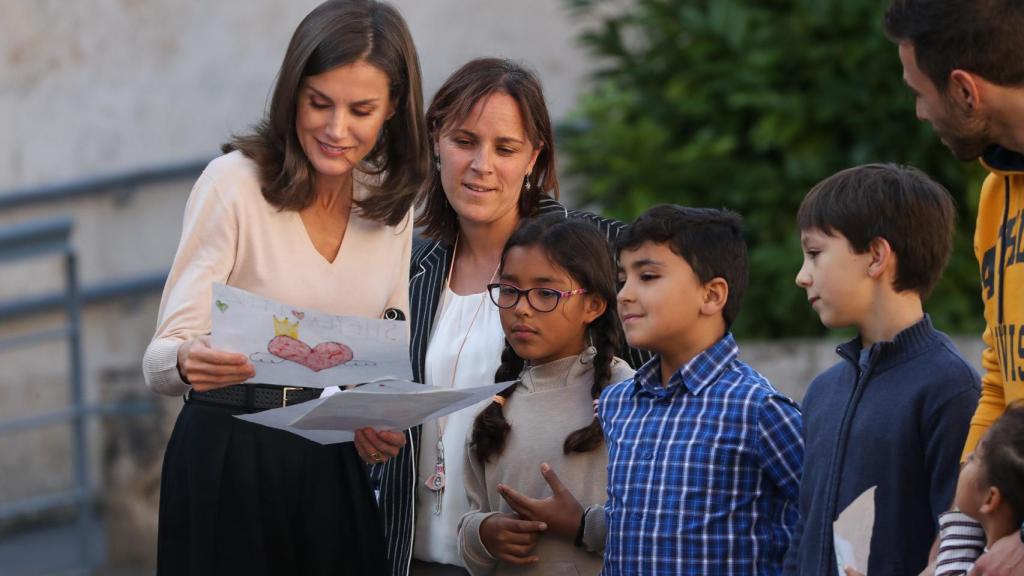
[273,315,299,338]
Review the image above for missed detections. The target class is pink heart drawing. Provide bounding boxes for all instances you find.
[292,310,305,320]
[268,335,353,372]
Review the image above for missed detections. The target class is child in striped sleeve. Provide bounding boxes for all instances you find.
[936,403,1024,575]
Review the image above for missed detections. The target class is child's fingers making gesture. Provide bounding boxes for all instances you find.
[497,463,585,539]
[478,513,547,565]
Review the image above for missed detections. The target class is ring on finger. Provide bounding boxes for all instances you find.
[369,451,383,463]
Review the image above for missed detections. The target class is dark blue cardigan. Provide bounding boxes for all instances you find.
[783,316,980,575]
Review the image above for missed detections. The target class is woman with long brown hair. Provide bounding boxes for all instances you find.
[142,1,427,573]
[357,58,648,576]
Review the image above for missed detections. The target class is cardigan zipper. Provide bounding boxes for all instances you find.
[818,348,874,575]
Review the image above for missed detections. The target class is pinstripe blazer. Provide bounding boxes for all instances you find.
[374,196,651,576]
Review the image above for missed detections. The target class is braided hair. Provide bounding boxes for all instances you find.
[470,214,623,463]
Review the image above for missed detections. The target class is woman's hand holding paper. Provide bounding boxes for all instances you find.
[355,427,406,464]
[177,335,255,392]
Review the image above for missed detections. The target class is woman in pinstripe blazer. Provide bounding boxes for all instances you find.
[357,58,650,576]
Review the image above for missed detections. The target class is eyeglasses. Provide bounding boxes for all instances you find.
[487,283,588,313]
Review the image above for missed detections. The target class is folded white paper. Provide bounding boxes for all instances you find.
[833,485,876,575]
[236,398,355,445]
[238,379,517,444]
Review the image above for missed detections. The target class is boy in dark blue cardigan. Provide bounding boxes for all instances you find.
[783,164,980,575]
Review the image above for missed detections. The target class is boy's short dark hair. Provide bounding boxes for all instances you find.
[616,205,747,328]
[797,163,955,299]
[884,0,1024,91]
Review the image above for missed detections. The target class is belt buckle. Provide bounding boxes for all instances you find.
[281,386,303,407]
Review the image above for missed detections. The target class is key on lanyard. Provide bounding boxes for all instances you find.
[425,437,446,515]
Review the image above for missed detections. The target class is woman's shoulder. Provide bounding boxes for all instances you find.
[196,150,264,206]
[204,150,260,180]
[410,235,449,268]
[536,196,628,240]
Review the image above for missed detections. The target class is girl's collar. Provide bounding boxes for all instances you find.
[519,347,596,393]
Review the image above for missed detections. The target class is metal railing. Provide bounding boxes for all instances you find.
[0,160,208,573]
[0,158,209,211]
[0,217,92,570]
[0,158,211,323]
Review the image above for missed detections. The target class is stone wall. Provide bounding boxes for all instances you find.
[1,0,602,192]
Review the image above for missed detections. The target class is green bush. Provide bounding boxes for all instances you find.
[561,0,985,338]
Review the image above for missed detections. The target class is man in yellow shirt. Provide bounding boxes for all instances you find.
[885,1,1024,574]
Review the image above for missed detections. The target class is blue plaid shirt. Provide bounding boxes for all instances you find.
[598,334,803,575]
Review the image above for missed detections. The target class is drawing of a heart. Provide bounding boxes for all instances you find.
[267,335,353,372]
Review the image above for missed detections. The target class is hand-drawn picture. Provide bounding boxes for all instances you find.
[264,315,354,372]
[211,283,412,388]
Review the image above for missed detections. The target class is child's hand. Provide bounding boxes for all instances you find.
[497,463,584,539]
[479,513,547,565]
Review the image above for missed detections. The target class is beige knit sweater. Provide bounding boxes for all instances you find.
[142,151,412,396]
[458,349,635,575]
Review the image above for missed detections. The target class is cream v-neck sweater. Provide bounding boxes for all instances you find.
[142,151,412,396]
[458,350,635,576]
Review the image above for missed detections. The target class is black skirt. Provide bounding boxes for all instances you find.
[157,400,387,576]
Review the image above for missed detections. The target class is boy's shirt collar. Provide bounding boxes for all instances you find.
[632,333,739,399]
[835,314,937,370]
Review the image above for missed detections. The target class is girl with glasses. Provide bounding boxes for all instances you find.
[457,215,635,575]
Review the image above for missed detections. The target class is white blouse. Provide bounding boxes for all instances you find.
[413,287,505,566]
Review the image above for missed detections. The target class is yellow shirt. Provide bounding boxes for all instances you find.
[964,147,1024,457]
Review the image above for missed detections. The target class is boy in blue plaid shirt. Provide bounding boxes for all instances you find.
[499,205,803,575]
[601,205,804,574]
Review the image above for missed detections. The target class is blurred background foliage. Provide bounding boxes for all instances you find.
[560,0,986,338]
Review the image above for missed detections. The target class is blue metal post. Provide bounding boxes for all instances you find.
[65,250,92,571]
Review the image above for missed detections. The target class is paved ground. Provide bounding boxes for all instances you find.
[0,519,103,576]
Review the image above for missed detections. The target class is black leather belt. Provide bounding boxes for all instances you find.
[185,384,321,412]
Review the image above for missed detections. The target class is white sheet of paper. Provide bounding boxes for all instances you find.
[292,379,515,430]
[210,283,412,388]
[833,485,876,575]
[236,400,355,444]
[238,379,516,444]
